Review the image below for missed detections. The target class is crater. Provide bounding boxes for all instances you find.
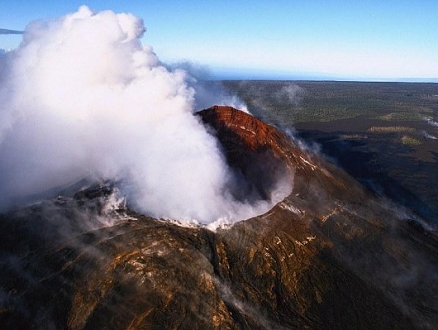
[197,105,294,206]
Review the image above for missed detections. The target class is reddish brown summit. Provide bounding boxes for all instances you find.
[198,105,301,175]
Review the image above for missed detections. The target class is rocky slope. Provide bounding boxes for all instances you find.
[1,106,438,329]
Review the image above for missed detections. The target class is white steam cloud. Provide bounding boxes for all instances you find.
[0,6,291,227]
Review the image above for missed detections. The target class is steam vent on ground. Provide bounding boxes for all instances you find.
[1,106,438,329]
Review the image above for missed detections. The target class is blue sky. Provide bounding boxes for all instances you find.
[1,1,438,81]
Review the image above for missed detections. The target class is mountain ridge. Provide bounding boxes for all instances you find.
[1,106,437,329]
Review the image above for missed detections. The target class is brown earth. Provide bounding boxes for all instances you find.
[1,106,438,329]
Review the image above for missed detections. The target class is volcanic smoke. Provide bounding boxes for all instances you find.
[0,6,291,227]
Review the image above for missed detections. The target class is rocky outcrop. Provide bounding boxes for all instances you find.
[1,106,438,329]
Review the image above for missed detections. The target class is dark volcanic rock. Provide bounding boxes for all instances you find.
[1,106,438,329]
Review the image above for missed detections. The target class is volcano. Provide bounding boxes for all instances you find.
[1,106,438,329]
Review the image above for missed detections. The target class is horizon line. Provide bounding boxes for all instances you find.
[208,66,438,83]
[209,74,438,84]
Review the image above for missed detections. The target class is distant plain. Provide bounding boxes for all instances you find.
[223,81,438,225]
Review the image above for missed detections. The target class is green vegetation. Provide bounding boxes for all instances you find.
[376,112,424,121]
[369,126,415,133]
[401,135,422,146]
[340,134,368,140]
[221,81,438,124]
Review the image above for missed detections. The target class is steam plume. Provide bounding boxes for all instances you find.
[0,6,290,227]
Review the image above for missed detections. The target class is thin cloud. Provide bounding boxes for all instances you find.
[0,28,23,35]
